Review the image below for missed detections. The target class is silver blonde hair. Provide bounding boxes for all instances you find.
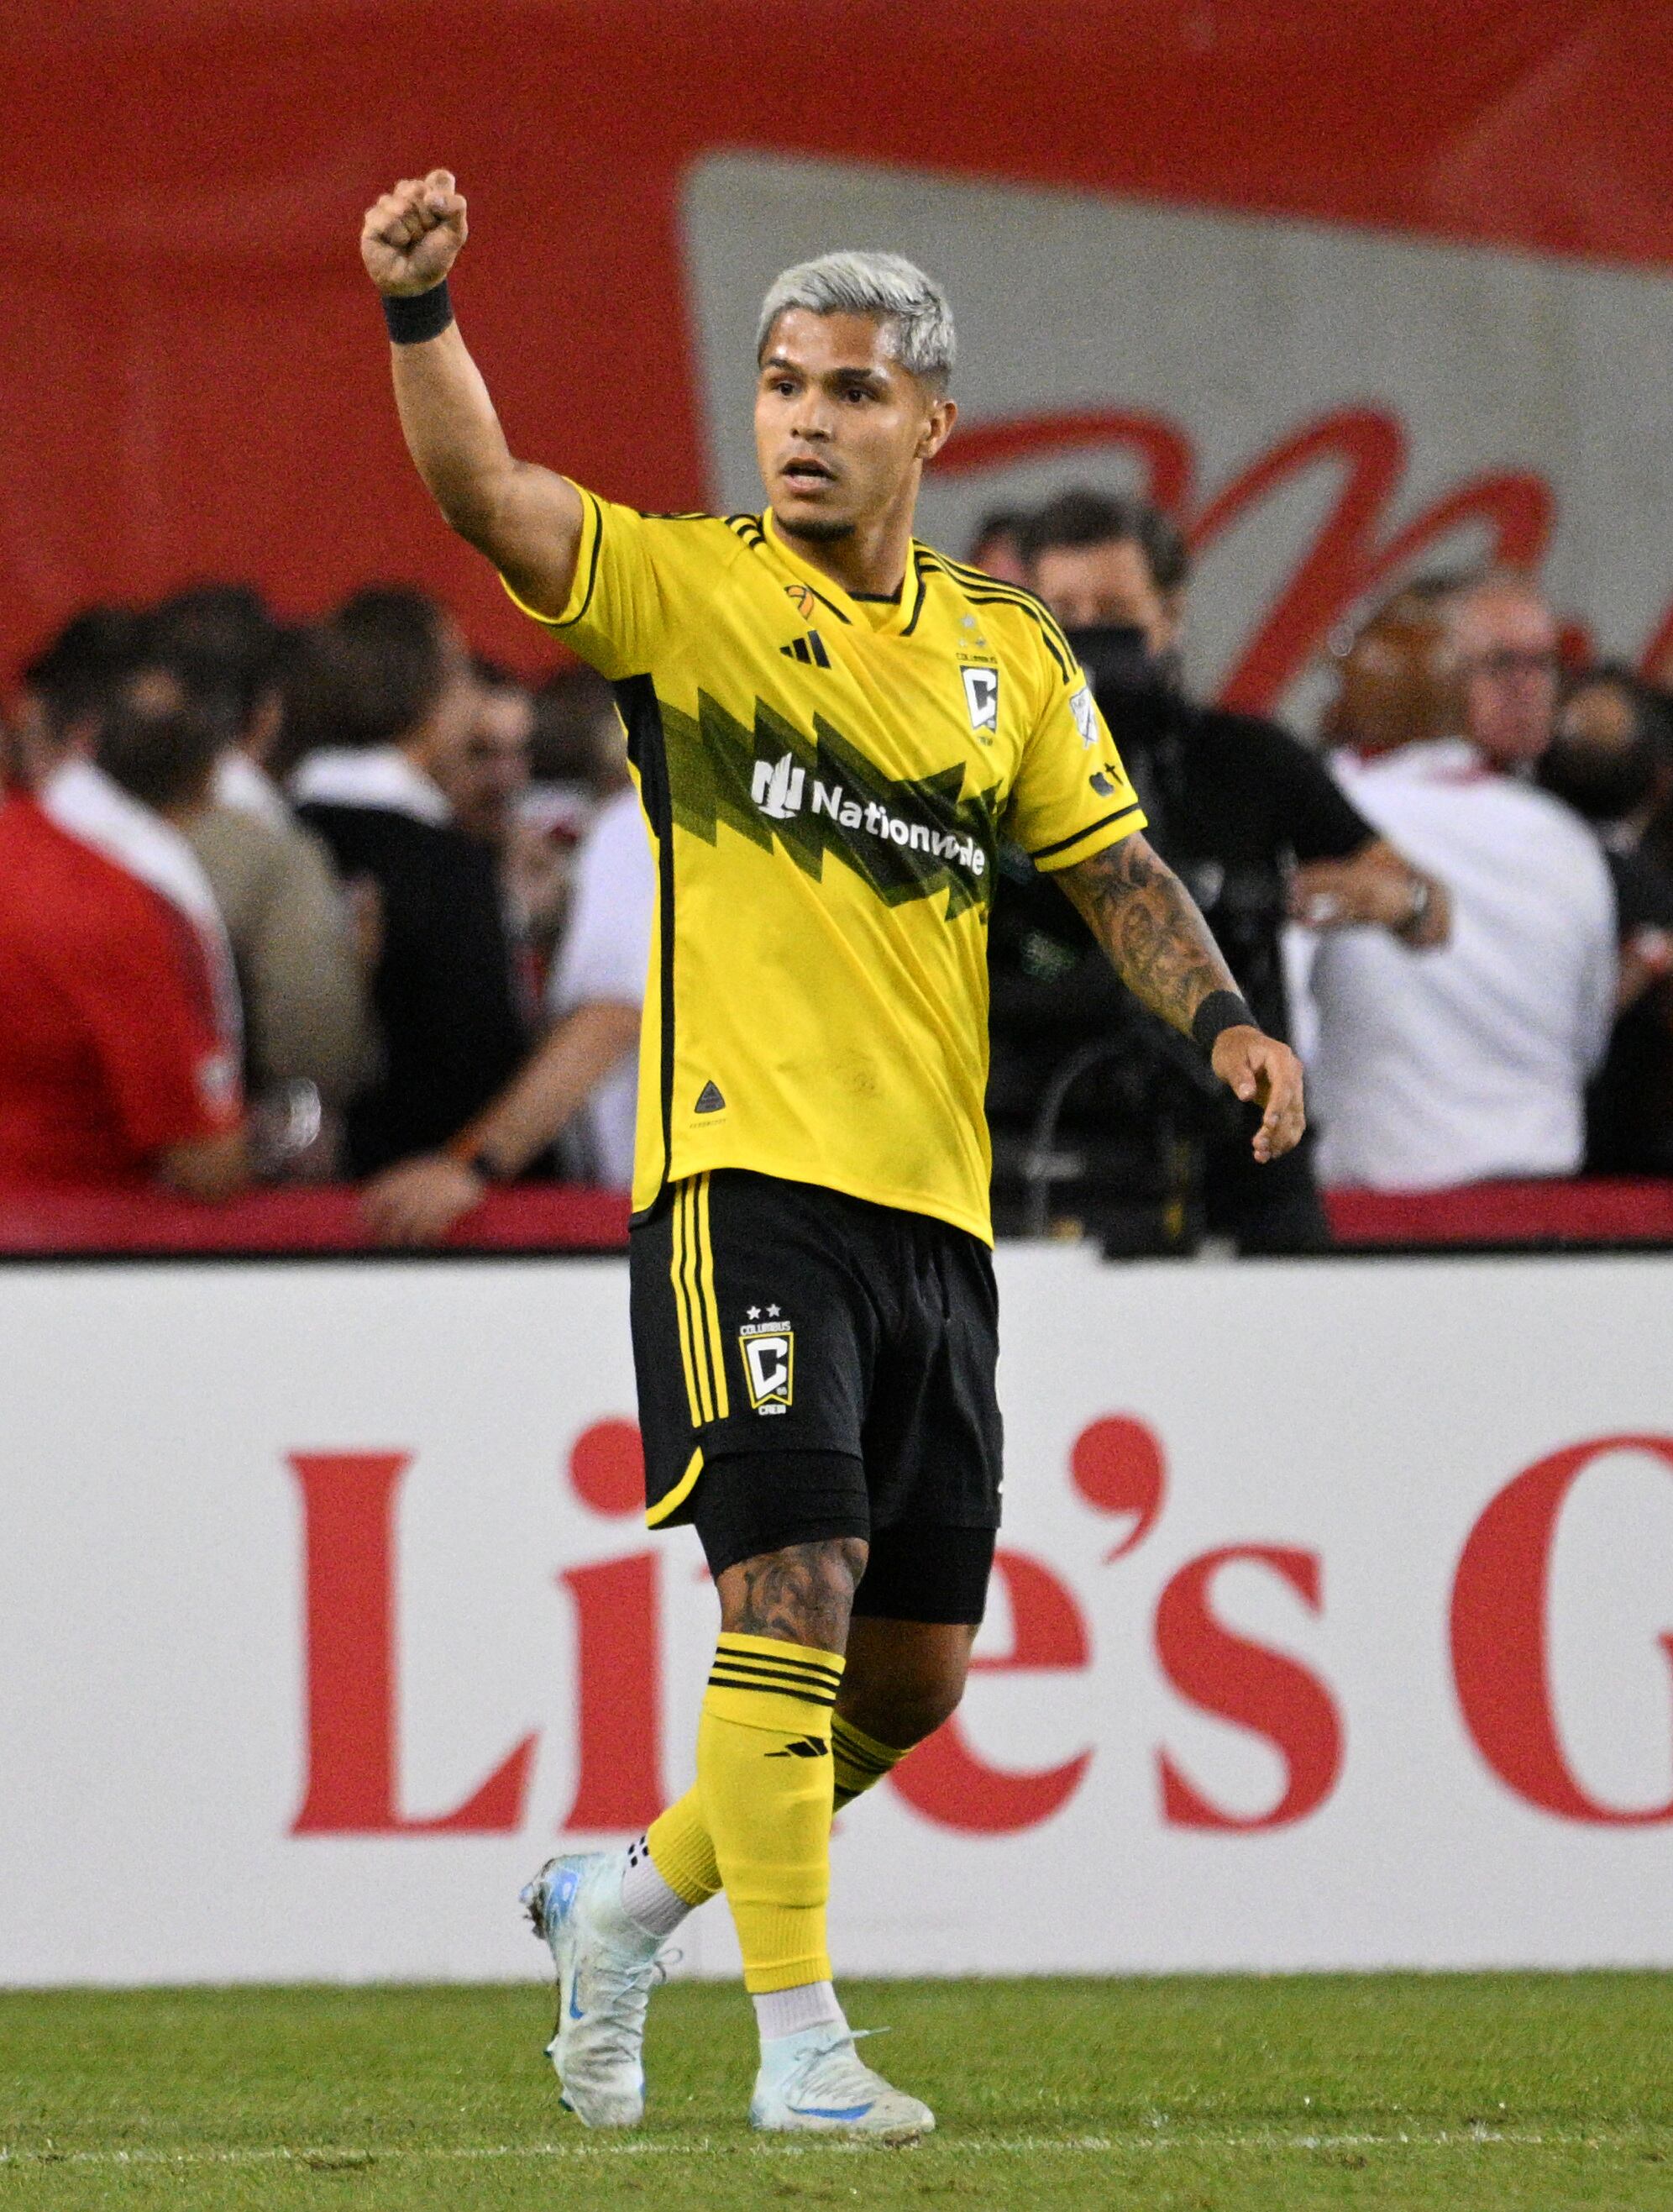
[755,250,956,387]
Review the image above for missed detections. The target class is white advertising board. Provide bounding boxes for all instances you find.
[3,1250,1670,1987]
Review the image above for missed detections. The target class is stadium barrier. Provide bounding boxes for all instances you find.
[1,1179,1670,1254]
[4,1245,1670,1986]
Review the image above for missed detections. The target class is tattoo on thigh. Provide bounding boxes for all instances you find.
[724,1539,868,1649]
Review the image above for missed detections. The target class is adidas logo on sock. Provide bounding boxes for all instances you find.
[779,631,831,668]
[695,1080,726,1114]
[766,1736,831,1760]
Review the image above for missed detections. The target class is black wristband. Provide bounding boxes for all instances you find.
[382,281,454,345]
[1192,990,1257,1056]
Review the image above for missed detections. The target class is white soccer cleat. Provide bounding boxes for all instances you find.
[749,2025,936,2141]
[520,1851,663,2128]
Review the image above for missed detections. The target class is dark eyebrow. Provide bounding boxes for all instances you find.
[760,354,889,387]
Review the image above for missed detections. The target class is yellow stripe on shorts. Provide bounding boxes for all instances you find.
[669,1179,707,1425]
[695,1172,730,1419]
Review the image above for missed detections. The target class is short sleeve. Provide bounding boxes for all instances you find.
[75,897,243,1156]
[548,794,656,1017]
[501,489,670,681]
[1004,664,1146,873]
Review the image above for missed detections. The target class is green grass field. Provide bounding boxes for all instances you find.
[3,1974,1671,2209]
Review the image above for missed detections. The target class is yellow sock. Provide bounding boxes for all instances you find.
[647,1710,905,1911]
[699,1632,843,1994]
[645,1789,721,1906]
[831,1714,909,1810]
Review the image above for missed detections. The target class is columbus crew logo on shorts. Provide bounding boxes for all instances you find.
[739,1307,795,1414]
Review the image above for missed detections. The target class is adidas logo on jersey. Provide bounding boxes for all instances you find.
[695,1080,726,1113]
[766,1737,831,1760]
[780,631,831,668]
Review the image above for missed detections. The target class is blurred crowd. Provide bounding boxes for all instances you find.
[975,495,1673,1249]
[0,585,648,1233]
[3,494,1670,1251]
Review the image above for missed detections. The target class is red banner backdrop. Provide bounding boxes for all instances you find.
[5,3,1670,689]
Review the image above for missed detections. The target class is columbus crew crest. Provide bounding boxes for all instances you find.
[961,664,999,738]
[739,1311,795,1414]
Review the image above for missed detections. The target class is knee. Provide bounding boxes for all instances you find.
[883,1671,966,1749]
[839,1627,972,1742]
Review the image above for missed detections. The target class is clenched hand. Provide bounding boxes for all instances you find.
[361,170,468,297]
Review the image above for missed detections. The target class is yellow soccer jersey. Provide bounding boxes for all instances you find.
[506,496,1145,1242]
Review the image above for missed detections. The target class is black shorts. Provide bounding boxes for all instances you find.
[631,1169,1004,1591]
[687,1452,998,1624]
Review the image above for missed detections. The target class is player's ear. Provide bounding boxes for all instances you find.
[918,395,957,464]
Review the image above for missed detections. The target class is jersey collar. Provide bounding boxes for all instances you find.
[760,509,930,639]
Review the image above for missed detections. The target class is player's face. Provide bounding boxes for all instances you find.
[754,310,954,544]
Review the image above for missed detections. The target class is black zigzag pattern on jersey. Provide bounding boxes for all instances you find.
[658,691,999,920]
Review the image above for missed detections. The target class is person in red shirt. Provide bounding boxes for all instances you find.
[0,703,249,1195]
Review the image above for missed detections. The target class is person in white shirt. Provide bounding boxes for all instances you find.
[1302,576,1617,1191]
[360,774,654,1242]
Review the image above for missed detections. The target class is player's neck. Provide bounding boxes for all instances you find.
[771,502,915,602]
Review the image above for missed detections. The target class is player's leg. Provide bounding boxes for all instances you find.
[623,1563,985,1918]
[830,1523,995,1797]
[699,1505,869,2034]
[834,1610,980,1805]
[531,1174,933,2133]
[524,1490,868,2130]
[522,1177,749,2126]
[674,1459,925,2136]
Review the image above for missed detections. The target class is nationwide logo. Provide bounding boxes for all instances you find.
[752,754,805,819]
[663,690,998,918]
[750,751,988,880]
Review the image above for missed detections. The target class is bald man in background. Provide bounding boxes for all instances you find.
[1302,575,1617,1191]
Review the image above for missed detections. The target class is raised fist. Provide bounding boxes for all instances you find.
[361,171,468,297]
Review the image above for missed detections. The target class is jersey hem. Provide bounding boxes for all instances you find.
[632,1158,994,1248]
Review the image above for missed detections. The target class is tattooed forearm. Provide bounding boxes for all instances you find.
[1057,833,1240,1038]
[718,1537,868,1652]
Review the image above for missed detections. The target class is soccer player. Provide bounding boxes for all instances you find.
[361,171,1304,2141]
